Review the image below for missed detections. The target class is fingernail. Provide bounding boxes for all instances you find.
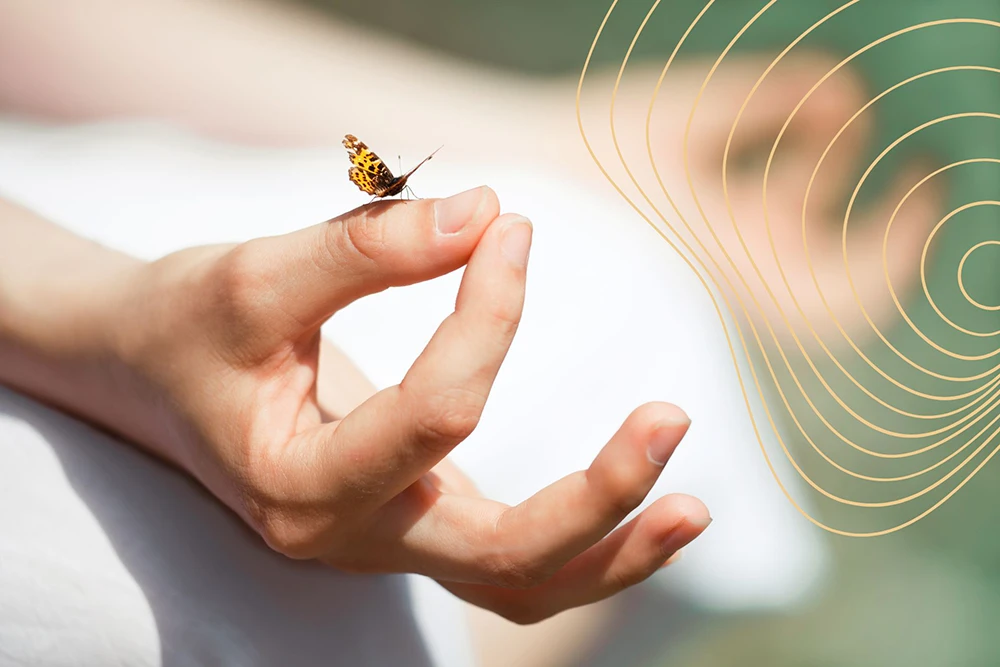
[661,518,711,556]
[647,413,690,466]
[435,187,485,235]
[500,217,532,267]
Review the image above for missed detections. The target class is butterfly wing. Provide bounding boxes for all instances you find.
[343,134,399,197]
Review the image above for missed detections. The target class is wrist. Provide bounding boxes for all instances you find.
[0,201,151,448]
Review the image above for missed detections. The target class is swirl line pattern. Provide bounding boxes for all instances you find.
[577,0,1000,536]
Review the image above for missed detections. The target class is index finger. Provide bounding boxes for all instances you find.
[289,212,532,511]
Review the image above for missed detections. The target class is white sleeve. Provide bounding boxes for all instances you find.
[0,120,830,667]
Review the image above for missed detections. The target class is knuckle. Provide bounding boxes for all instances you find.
[216,241,273,318]
[414,389,485,445]
[486,552,554,591]
[240,448,330,561]
[254,509,325,560]
[493,600,548,626]
[487,302,522,339]
[591,463,647,516]
[608,563,646,592]
[327,212,389,268]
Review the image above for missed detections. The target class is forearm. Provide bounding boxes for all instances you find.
[0,0,555,156]
[0,198,162,457]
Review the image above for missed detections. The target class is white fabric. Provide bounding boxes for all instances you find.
[0,118,830,666]
[0,385,449,667]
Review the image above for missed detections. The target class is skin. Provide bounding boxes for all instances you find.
[0,188,711,625]
[0,0,944,662]
[0,0,941,342]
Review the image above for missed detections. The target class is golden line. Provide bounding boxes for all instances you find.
[578,1,1000,536]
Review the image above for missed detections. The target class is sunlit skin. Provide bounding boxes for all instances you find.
[0,1,944,664]
[0,188,711,625]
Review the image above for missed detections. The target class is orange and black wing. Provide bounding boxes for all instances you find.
[343,134,398,197]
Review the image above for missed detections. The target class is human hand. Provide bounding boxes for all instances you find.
[5,188,710,624]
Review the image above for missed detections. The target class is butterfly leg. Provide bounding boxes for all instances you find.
[396,158,408,201]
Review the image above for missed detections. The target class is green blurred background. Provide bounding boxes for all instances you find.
[299,1,1000,665]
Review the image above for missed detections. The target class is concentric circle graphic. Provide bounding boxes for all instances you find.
[577,0,1000,536]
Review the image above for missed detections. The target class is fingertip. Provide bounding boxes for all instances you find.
[480,185,500,215]
[433,186,500,236]
[658,494,712,556]
[658,403,691,427]
[629,402,691,430]
[665,493,712,530]
[434,186,485,235]
[498,215,533,268]
[477,187,502,235]
[633,403,690,466]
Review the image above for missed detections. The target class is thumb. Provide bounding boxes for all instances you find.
[257,186,499,330]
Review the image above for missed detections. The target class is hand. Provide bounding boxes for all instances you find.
[1,188,711,624]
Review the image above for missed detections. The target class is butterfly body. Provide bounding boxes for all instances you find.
[343,134,441,199]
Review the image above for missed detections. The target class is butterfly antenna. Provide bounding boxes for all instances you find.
[402,144,444,179]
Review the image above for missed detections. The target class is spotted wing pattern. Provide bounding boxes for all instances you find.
[343,134,399,197]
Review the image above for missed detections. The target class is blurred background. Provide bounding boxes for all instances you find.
[2,1,1000,666]
[300,3,1000,666]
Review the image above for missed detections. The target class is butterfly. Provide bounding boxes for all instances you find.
[343,134,442,200]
